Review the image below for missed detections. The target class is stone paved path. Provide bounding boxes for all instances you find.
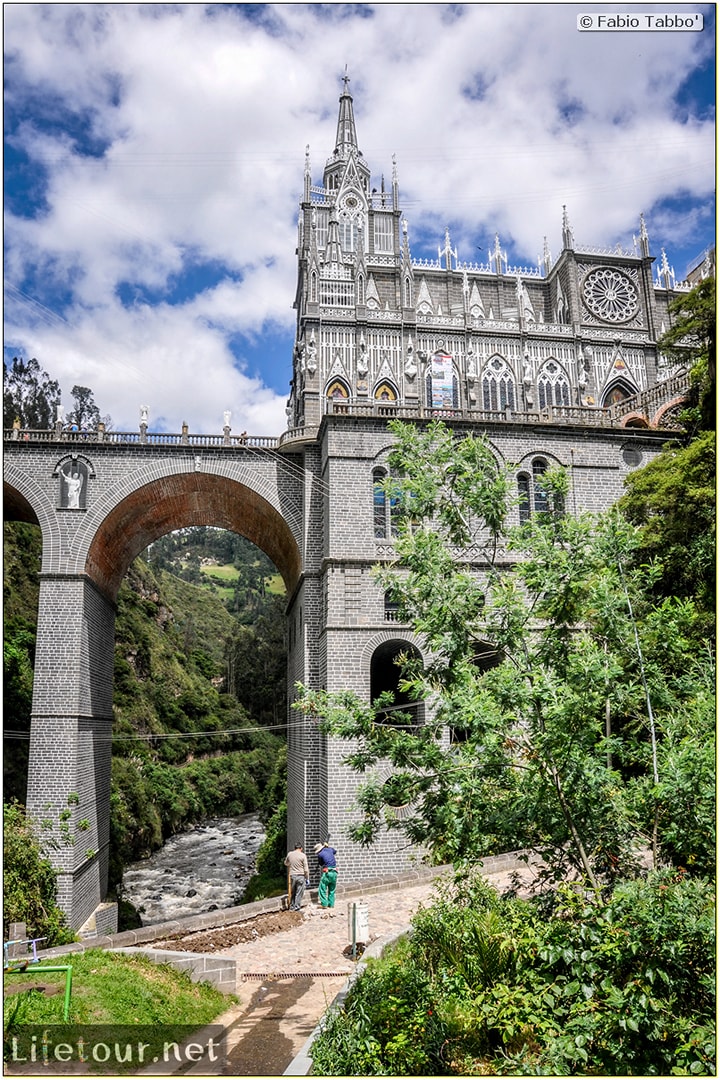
[216,866,539,1075]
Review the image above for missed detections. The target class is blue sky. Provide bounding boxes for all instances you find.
[4,3,715,435]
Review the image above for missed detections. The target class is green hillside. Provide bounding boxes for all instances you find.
[3,522,288,894]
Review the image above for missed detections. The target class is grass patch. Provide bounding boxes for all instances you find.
[4,948,235,1028]
[199,564,239,583]
[265,574,285,595]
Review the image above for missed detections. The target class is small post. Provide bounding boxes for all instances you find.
[351,903,357,960]
[139,405,149,445]
[223,411,231,446]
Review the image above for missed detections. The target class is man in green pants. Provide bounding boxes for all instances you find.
[314,842,338,909]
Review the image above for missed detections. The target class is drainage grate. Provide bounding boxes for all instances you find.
[240,971,350,981]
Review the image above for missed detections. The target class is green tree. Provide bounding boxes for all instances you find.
[618,429,715,618]
[3,356,61,429]
[295,420,713,889]
[68,384,101,430]
[658,275,715,432]
[225,595,287,726]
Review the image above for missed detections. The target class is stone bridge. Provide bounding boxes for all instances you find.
[4,430,316,931]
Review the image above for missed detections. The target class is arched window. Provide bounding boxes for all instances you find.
[538,360,570,409]
[384,591,400,622]
[326,380,350,414]
[357,274,365,306]
[517,472,531,524]
[373,467,400,539]
[533,457,549,513]
[374,381,397,403]
[602,379,636,407]
[517,457,563,522]
[310,271,317,304]
[482,356,516,411]
[404,277,412,308]
[370,640,423,727]
[327,379,349,400]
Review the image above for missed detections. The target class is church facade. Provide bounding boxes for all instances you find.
[282,82,689,877]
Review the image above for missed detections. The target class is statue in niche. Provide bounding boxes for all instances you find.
[357,337,369,377]
[577,347,588,392]
[522,354,534,407]
[404,339,417,380]
[306,335,317,375]
[466,348,478,384]
[294,340,306,372]
[60,461,85,509]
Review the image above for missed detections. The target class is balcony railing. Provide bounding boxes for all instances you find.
[4,426,281,448]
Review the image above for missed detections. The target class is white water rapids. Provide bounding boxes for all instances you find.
[119,812,266,925]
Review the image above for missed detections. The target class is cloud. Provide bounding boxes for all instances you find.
[4,3,715,433]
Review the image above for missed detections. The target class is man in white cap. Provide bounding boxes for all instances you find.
[313,841,338,909]
[284,843,310,911]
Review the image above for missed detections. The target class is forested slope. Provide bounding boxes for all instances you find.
[3,523,288,892]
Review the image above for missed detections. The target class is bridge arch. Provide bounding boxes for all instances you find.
[5,450,304,931]
[84,470,302,603]
[4,463,64,556]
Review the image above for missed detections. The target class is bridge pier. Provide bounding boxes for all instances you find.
[27,575,116,930]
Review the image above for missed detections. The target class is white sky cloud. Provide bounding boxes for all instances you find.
[4,3,715,435]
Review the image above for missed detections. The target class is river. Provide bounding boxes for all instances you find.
[119,813,265,925]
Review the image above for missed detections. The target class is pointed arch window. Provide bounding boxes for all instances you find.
[482,356,516,411]
[326,379,350,414]
[404,276,412,308]
[357,274,365,306]
[374,382,397,403]
[310,271,318,304]
[602,379,636,407]
[538,360,570,408]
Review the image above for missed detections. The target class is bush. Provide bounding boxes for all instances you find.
[3,802,75,946]
[310,937,445,1075]
[310,870,716,1075]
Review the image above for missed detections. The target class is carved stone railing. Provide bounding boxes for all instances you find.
[5,372,690,448]
[4,427,281,449]
[606,371,689,423]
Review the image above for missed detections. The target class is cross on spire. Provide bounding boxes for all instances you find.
[341,66,350,94]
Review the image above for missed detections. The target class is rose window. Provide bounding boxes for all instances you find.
[583,268,638,323]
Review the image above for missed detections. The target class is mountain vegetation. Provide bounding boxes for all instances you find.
[3,516,289,936]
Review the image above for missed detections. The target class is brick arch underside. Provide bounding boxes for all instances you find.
[85,473,302,603]
[3,481,40,525]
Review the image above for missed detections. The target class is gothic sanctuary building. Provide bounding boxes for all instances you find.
[283,80,689,877]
